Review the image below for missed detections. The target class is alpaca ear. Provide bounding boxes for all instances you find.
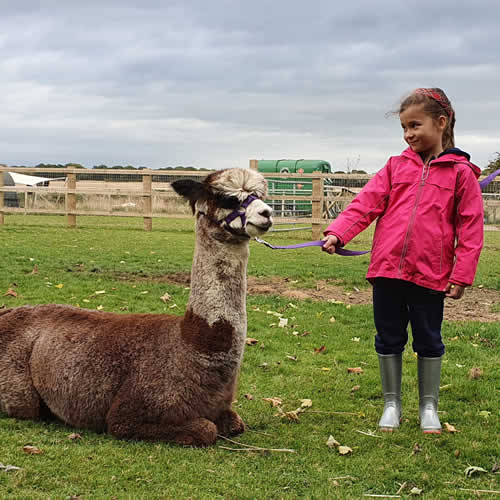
[171,179,205,204]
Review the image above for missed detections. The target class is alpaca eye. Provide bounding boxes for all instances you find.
[218,196,240,210]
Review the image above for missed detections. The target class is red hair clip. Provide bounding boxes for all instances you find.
[414,88,453,117]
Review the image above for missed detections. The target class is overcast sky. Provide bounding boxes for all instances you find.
[1,1,499,173]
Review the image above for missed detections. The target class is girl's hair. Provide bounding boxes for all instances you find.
[399,88,456,150]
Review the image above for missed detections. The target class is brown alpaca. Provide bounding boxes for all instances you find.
[0,168,273,446]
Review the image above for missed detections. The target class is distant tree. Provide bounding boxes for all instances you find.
[351,169,368,174]
[65,163,85,169]
[483,153,500,175]
[93,165,109,169]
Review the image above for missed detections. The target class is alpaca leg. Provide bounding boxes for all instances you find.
[0,369,41,419]
[215,409,245,437]
[105,390,218,446]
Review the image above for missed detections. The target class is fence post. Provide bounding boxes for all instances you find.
[249,159,258,171]
[311,176,324,240]
[143,173,152,231]
[66,172,77,228]
[0,170,4,226]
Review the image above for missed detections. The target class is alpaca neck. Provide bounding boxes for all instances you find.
[186,223,249,333]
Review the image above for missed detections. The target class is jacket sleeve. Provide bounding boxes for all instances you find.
[449,166,484,286]
[323,159,392,246]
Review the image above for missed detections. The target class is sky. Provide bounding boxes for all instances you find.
[1,0,499,173]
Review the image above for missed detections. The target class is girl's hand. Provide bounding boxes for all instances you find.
[322,234,339,254]
[445,282,465,299]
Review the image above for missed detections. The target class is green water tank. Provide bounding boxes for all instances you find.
[257,159,331,174]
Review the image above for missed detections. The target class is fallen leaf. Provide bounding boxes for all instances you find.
[278,318,288,328]
[444,422,459,433]
[338,445,352,455]
[23,445,43,455]
[68,433,82,441]
[347,367,364,375]
[468,367,483,379]
[0,463,22,472]
[4,288,17,298]
[321,367,331,372]
[282,410,300,422]
[329,316,336,323]
[96,305,104,311]
[350,385,361,394]
[492,463,499,473]
[464,465,488,477]
[479,410,491,418]
[326,435,340,448]
[245,338,259,345]
[94,290,106,295]
[299,399,312,408]
[244,394,254,400]
[351,337,360,342]
[454,449,461,458]
[262,397,282,407]
[412,443,422,454]
[286,355,297,362]
[55,284,64,289]
[31,265,38,274]
[160,292,171,303]
[410,486,423,495]
[313,345,326,355]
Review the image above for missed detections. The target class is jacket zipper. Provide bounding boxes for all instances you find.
[397,161,431,276]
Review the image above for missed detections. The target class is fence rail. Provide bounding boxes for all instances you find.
[1,163,498,239]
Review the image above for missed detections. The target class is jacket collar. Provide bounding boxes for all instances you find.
[401,147,481,178]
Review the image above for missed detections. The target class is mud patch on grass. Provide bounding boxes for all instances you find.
[131,272,500,323]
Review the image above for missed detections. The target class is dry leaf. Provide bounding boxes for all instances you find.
[245,338,259,345]
[278,318,288,328]
[286,355,297,362]
[55,284,64,289]
[351,337,360,342]
[313,345,326,355]
[23,445,43,455]
[0,463,22,472]
[350,385,361,394]
[409,486,423,495]
[94,290,106,295]
[329,316,336,323]
[338,445,353,455]
[321,367,331,372]
[464,465,487,477]
[262,397,282,407]
[454,449,461,458]
[68,433,82,441]
[326,435,340,448]
[299,399,312,408]
[160,292,171,303]
[282,410,300,422]
[444,422,459,433]
[347,367,364,375]
[412,443,422,455]
[4,288,17,298]
[31,265,39,275]
[468,367,483,379]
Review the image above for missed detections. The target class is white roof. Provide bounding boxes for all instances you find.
[8,172,65,186]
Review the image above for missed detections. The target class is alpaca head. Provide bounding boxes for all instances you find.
[172,168,273,239]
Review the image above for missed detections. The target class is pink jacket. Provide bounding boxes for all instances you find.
[324,148,484,291]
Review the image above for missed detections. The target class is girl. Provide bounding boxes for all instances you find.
[322,88,484,434]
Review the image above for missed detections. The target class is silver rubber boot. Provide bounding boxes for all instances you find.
[418,356,442,434]
[378,353,403,431]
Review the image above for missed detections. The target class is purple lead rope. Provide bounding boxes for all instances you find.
[254,237,369,256]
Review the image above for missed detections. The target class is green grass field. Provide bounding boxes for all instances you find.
[0,215,498,499]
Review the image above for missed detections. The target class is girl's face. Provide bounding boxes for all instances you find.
[400,104,447,163]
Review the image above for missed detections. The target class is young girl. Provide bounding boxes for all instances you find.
[322,88,484,434]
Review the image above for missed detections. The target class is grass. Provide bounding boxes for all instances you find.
[0,215,498,499]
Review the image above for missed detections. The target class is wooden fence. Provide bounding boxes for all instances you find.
[1,163,499,240]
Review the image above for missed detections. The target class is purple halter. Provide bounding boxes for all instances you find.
[199,194,260,231]
[219,194,259,228]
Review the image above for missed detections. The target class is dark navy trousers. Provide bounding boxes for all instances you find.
[373,278,445,358]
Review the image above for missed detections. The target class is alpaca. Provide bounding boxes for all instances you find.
[0,168,273,446]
